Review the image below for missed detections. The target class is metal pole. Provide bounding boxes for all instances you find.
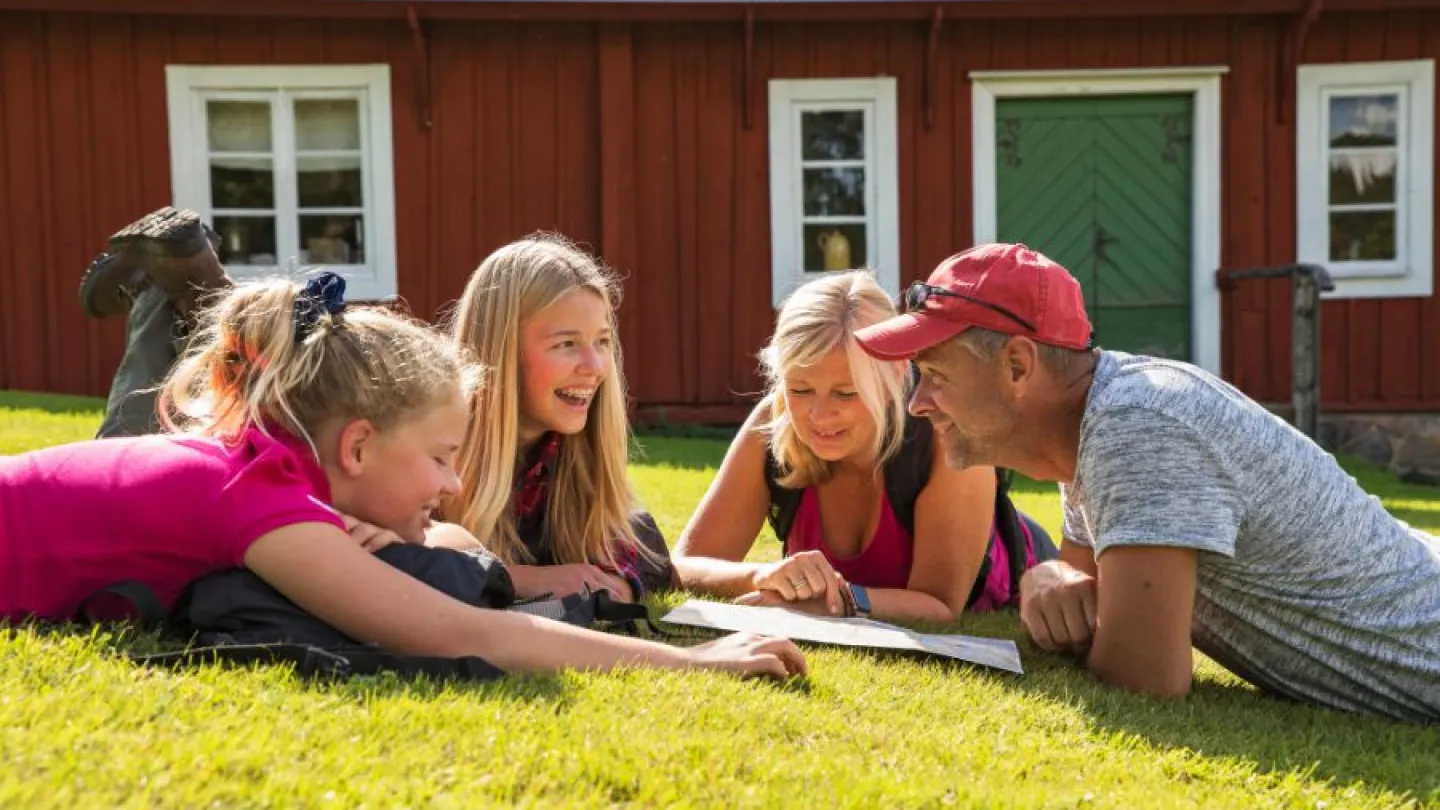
[1293,269,1320,440]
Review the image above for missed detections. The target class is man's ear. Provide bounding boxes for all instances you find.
[335,417,378,477]
[1003,336,1041,388]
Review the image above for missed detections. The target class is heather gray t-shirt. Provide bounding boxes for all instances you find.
[1062,351,1440,722]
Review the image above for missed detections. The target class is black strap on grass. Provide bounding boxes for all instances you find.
[75,580,169,628]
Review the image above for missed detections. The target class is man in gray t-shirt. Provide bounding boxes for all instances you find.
[855,243,1440,723]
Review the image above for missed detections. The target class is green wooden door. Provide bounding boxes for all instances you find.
[995,94,1193,360]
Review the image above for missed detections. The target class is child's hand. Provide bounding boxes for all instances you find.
[341,514,404,553]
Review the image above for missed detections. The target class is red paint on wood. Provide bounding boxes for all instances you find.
[598,22,640,376]
[5,8,1440,417]
[1224,19,1274,398]
[1379,9,1426,403]
[1420,10,1440,403]
[633,26,684,403]
[695,26,740,404]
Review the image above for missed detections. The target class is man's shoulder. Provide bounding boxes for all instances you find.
[1090,352,1228,410]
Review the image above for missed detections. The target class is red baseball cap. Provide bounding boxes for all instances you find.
[854,243,1093,361]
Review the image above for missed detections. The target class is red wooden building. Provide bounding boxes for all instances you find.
[2,0,1439,426]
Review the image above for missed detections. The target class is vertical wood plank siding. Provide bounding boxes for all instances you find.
[1,9,1438,417]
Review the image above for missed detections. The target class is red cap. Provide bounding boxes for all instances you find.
[854,243,1093,361]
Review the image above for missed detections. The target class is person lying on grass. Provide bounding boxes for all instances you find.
[427,235,673,604]
[854,242,1440,723]
[672,270,1055,623]
[0,272,805,680]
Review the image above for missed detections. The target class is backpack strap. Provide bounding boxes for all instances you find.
[763,448,804,553]
[75,580,169,628]
[881,414,932,537]
[992,469,1032,604]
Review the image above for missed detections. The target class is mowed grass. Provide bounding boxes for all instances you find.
[2,390,1438,809]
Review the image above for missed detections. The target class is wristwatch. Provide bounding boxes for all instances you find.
[850,584,872,618]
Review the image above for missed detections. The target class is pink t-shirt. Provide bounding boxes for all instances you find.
[786,487,914,590]
[0,425,346,622]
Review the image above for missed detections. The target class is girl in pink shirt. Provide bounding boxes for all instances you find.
[0,272,804,680]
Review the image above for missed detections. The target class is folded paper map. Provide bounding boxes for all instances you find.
[660,599,1024,675]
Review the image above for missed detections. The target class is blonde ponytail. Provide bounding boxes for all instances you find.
[160,273,479,454]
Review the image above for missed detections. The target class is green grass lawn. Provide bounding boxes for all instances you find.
[2,391,1437,809]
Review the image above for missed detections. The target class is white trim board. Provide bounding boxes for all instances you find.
[165,64,398,302]
[767,77,901,308]
[970,67,1227,376]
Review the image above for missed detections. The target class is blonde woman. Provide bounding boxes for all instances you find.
[672,271,1055,623]
[431,234,672,603]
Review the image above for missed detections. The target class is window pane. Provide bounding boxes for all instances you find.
[295,99,362,151]
[804,224,867,273]
[213,216,277,265]
[298,155,364,207]
[210,157,274,209]
[803,168,865,217]
[1329,94,1399,147]
[301,215,366,266]
[1329,151,1397,205]
[1330,210,1396,261]
[801,111,864,161]
[207,101,272,152]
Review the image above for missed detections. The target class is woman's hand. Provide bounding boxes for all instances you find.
[510,563,635,603]
[682,632,808,679]
[340,513,405,553]
[751,550,846,615]
[734,588,840,617]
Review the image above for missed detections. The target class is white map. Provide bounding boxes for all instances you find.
[660,599,1024,675]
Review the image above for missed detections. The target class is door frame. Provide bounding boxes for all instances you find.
[970,67,1228,375]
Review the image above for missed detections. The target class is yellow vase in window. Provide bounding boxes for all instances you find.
[817,229,852,271]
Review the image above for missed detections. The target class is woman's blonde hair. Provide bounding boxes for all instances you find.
[443,233,641,568]
[759,270,910,489]
[160,274,479,454]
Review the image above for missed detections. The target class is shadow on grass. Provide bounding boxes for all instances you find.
[29,624,575,707]
[996,644,1440,803]
[850,609,1440,802]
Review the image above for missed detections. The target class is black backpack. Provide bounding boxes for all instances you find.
[85,544,659,681]
[762,416,1033,609]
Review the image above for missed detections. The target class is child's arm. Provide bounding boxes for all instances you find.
[242,521,806,678]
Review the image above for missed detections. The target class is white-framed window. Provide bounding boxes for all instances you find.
[767,78,900,308]
[165,65,398,301]
[1297,59,1434,299]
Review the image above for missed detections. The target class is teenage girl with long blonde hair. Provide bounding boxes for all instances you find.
[432,235,671,602]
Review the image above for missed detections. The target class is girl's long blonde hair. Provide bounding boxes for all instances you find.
[443,234,640,568]
[759,270,910,489]
[159,274,480,453]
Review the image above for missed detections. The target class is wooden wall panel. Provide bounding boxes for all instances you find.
[4,8,1440,419]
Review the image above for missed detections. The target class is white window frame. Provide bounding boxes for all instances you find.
[1297,59,1434,299]
[165,65,398,301]
[767,78,900,308]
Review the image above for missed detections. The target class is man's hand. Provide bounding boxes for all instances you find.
[1019,560,1098,654]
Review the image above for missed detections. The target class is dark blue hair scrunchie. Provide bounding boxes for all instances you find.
[294,271,348,343]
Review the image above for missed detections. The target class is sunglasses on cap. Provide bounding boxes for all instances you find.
[903,282,1037,333]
